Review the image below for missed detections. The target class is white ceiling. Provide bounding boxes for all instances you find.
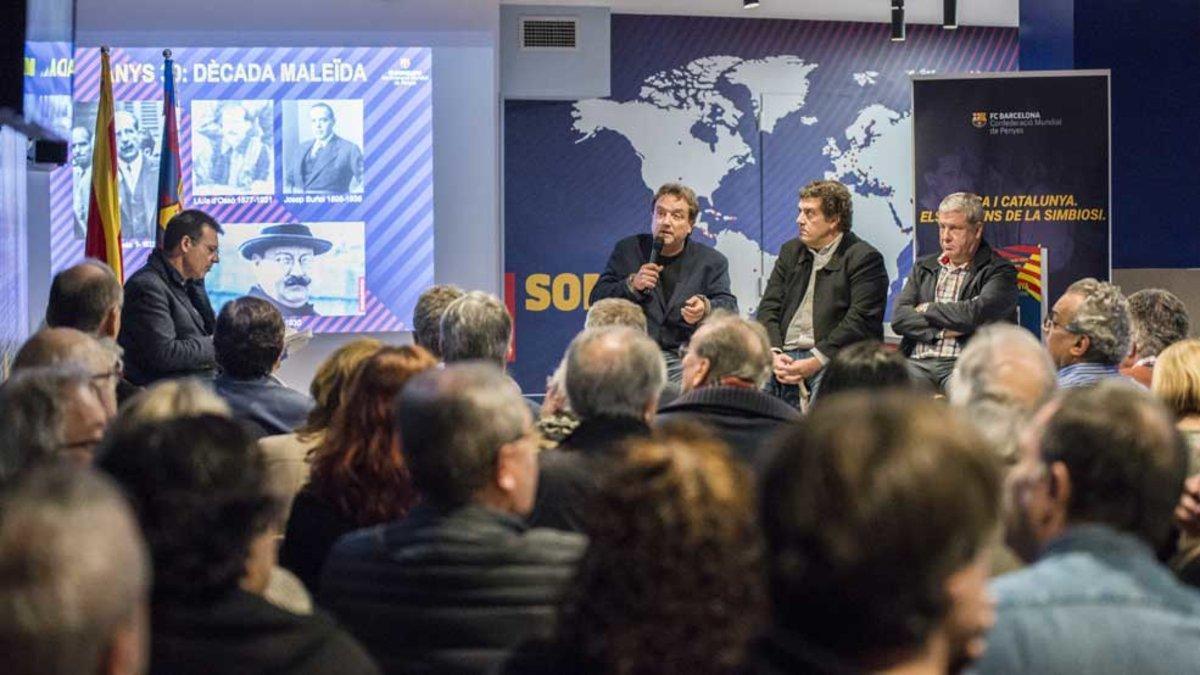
[500,0,1019,27]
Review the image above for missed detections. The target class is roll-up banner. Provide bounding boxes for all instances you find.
[912,71,1111,336]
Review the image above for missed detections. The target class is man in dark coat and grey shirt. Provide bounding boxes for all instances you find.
[321,363,585,674]
[755,179,889,407]
[117,209,223,385]
[892,192,1018,390]
[657,312,799,470]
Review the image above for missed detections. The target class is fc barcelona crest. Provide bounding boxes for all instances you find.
[971,112,988,128]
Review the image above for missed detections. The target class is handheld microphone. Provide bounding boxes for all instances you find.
[649,237,665,266]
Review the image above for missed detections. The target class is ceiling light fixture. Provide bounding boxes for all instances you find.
[943,0,958,29]
[744,0,760,8]
[891,0,906,42]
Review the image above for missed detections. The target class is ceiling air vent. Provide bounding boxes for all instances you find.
[520,17,579,51]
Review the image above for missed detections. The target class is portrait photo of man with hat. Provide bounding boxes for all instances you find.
[240,223,334,318]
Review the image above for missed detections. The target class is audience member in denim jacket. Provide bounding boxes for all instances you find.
[974,382,1200,675]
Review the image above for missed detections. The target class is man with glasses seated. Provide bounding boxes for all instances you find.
[11,327,122,419]
[590,183,738,383]
[0,366,109,479]
[1043,278,1133,388]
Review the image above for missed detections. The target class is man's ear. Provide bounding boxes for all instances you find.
[1070,334,1090,358]
[691,357,711,390]
[495,442,519,494]
[1047,461,1073,515]
[101,604,148,675]
[101,304,121,339]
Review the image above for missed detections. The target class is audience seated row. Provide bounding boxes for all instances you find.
[4,254,1200,675]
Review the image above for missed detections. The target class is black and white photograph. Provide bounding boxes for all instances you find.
[282,99,365,195]
[71,100,163,242]
[190,99,275,197]
[207,221,367,318]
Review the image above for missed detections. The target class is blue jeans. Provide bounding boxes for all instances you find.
[767,348,823,409]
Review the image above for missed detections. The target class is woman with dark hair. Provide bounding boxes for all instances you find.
[814,339,916,402]
[259,338,381,513]
[280,345,438,592]
[505,423,767,674]
[97,414,378,674]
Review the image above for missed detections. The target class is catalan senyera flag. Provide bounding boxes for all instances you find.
[997,244,1045,302]
[84,47,123,279]
[156,49,183,249]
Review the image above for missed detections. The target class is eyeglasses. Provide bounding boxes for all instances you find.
[1041,313,1073,333]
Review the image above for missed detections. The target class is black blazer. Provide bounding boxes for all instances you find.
[320,504,586,675]
[755,232,888,358]
[118,249,217,385]
[890,239,1018,356]
[590,234,738,349]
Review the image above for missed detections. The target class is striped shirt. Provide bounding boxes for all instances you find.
[1057,362,1123,389]
[913,256,971,360]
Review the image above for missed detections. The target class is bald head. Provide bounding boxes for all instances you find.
[564,327,665,420]
[46,261,123,338]
[685,313,772,391]
[13,329,120,418]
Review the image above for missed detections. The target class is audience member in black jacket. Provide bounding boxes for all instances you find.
[320,364,586,674]
[528,327,665,532]
[97,414,378,675]
[280,486,356,593]
[656,313,799,469]
[152,587,375,675]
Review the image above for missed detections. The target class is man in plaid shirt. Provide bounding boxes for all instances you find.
[892,192,1018,390]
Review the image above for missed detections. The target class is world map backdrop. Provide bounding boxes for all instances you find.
[505,15,1018,393]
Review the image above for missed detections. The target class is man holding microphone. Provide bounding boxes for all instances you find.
[590,183,738,383]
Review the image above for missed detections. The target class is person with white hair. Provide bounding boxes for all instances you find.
[0,366,109,479]
[0,467,151,675]
[892,192,1018,390]
[529,326,665,532]
[948,323,1058,464]
[1122,288,1190,387]
[656,312,799,468]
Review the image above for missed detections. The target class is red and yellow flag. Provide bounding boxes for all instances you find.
[84,47,123,279]
[997,244,1044,302]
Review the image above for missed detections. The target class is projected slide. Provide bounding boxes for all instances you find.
[23,41,73,140]
[56,46,433,333]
